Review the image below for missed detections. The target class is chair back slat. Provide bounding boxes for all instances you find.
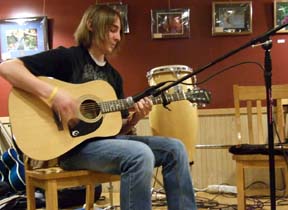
[233,84,288,145]
[276,98,285,141]
[256,100,264,144]
[246,100,254,144]
[233,85,242,142]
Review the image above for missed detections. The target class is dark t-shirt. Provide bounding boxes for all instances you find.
[19,45,129,118]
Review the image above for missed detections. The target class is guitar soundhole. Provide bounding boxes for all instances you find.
[80,99,100,120]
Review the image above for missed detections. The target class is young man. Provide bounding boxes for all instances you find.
[0,4,197,210]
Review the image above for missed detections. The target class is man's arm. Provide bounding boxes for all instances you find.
[0,59,77,122]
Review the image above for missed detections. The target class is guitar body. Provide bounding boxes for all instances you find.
[2,148,25,192]
[9,77,122,161]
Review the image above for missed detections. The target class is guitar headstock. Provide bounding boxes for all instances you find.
[185,88,211,107]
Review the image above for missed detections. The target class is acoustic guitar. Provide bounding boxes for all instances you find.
[9,77,210,161]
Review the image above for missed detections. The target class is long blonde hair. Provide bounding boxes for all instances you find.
[74,4,123,51]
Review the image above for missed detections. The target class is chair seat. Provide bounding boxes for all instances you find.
[232,154,288,170]
[26,166,120,210]
[229,144,288,155]
[27,167,119,182]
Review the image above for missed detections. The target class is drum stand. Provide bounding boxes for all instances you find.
[151,168,166,206]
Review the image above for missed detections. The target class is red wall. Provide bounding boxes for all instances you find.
[1,0,288,116]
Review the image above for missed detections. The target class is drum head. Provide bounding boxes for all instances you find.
[146,65,192,81]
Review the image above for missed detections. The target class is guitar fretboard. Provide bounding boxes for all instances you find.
[99,91,186,113]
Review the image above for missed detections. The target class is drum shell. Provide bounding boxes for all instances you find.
[148,66,199,162]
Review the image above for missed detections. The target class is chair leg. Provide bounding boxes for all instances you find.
[25,176,36,210]
[283,164,288,196]
[45,180,58,210]
[85,184,95,210]
[108,181,114,206]
[236,161,246,210]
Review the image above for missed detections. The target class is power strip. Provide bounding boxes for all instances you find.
[206,185,237,194]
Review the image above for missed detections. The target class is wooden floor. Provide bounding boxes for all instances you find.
[92,191,288,210]
[35,190,288,209]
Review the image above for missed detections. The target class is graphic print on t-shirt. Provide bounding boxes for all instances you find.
[82,64,108,82]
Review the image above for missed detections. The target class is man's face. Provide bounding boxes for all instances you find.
[100,16,121,55]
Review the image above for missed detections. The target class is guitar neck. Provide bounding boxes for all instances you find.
[150,92,186,106]
[99,91,186,114]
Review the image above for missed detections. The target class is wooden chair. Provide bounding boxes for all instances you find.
[1,120,120,210]
[24,158,120,210]
[231,84,288,210]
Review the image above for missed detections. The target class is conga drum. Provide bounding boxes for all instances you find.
[147,65,198,163]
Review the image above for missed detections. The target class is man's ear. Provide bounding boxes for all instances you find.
[86,20,93,31]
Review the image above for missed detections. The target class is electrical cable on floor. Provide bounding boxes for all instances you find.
[247,194,288,208]
[195,195,219,208]
[195,191,267,210]
[245,181,269,190]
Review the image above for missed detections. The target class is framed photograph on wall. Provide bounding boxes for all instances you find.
[274,0,288,33]
[151,8,190,39]
[99,3,129,33]
[212,1,253,36]
[0,16,49,61]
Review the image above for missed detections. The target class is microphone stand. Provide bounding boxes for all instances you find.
[149,22,288,210]
[261,37,276,210]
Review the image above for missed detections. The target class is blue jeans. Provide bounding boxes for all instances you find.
[59,135,197,210]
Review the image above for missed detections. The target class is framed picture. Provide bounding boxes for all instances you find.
[99,3,129,33]
[0,16,49,61]
[274,0,288,33]
[212,1,253,36]
[151,8,190,39]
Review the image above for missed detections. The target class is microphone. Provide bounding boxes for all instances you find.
[251,40,272,48]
